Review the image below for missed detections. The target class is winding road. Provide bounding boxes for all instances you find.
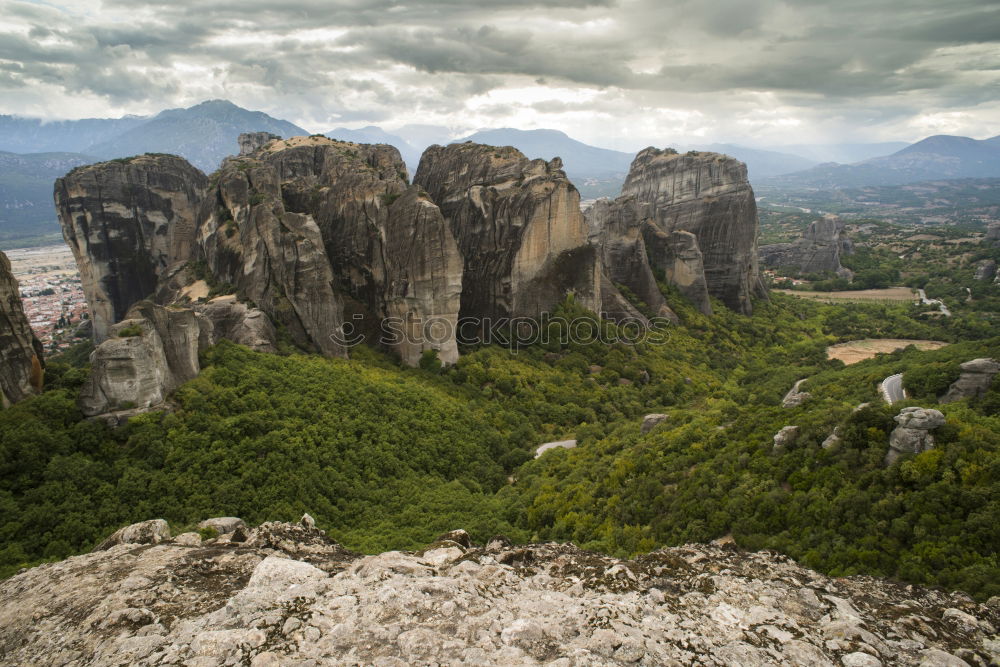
[917,289,951,317]
[881,373,906,404]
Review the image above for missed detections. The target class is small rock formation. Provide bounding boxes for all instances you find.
[2,520,996,666]
[0,251,44,406]
[415,144,602,326]
[79,301,210,417]
[238,132,280,156]
[940,358,1000,404]
[55,154,208,341]
[94,519,171,551]
[885,407,946,466]
[619,148,766,314]
[974,259,998,281]
[535,439,577,458]
[760,214,854,279]
[822,427,842,449]
[197,517,246,536]
[773,425,800,449]
[641,413,670,433]
[782,379,811,408]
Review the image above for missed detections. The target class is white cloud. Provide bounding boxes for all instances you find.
[0,0,996,145]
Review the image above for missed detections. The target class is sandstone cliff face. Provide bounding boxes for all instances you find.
[415,144,601,324]
[382,188,462,365]
[55,137,766,380]
[0,251,44,406]
[760,214,853,278]
[620,148,765,314]
[80,301,209,417]
[1,519,995,666]
[198,142,349,358]
[55,155,208,341]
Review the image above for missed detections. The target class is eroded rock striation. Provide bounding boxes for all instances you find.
[55,154,208,341]
[940,358,999,404]
[415,144,602,326]
[760,214,854,279]
[1,519,996,666]
[0,250,44,406]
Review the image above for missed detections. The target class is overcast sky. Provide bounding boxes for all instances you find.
[1,0,998,150]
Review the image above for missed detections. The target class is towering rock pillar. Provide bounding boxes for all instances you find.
[0,251,44,406]
[623,149,765,314]
[54,155,208,341]
[414,144,601,325]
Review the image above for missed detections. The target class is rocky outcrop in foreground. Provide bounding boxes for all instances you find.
[0,519,995,666]
[0,250,44,406]
[759,215,854,279]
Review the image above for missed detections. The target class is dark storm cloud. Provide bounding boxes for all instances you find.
[0,0,997,139]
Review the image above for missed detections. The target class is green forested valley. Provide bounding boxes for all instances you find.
[2,291,998,600]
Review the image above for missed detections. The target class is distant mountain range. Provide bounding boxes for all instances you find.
[0,100,306,173]
[0,151,92,243]
[0,98,996,245]
[765,134,1000,189]
[448,129,826,198]
[770,142,911,165]
[0,101,308,244]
